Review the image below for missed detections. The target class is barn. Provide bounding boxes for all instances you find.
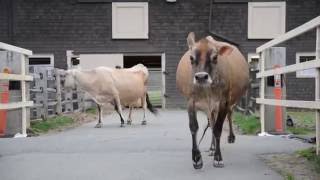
[0,0,319,108]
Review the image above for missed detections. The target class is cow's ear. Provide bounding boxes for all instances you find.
[187,32,195,49]
[206,36,217,43]
[218,45,233,56]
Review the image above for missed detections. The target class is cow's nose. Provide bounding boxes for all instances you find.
[195,72,209,81]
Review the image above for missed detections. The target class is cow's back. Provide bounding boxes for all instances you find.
[220,47,249,105]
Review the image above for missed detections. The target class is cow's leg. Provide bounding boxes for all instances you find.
[227,107,235,143]
[127,106,133,125]
[208,110,217,156]
[141,96,147,125]
[213,108,228,168]
[114,97,125,127]
[188,101,203,169]
[94,104,103,128]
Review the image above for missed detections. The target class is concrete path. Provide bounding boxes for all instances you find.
[0,110,310,180]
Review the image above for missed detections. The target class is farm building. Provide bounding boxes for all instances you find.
[0,0,319,109]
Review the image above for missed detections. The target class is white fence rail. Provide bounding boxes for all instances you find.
[256,16,320,155]
[0,42,34,137]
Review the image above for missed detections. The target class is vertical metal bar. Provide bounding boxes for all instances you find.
[315,26,320,155]
[259,51,266,134]
[21,54,27,137]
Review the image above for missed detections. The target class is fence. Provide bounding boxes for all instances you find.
[0,42,34,137]
[256,16,320,155]
[29,66,89,120]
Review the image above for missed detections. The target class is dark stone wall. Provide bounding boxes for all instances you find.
[0,0,319,107]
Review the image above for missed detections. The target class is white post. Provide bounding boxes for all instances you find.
[259,51,266,134]
[315,26,320,155]
[20,54,27,137]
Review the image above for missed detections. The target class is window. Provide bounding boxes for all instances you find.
[248,2,286,39]
[28,54,54,67]
[112,2,149,39]
[296,52,316,78]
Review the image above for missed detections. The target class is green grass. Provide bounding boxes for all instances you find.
[287,127,312,135]
[30,116,74,133]
[85,107,97,114]
[287,111,315,128]
[284,173,294,180]
[296,147,320,173]
[287,110,315,135]
[233,112,261,135]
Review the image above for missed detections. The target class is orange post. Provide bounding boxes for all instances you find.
[273,64,283,132]
[0,83,9,136]
[273,87,283,132]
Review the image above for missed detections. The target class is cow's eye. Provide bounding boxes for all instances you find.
[211,55,218,64]
[190,56,195,64]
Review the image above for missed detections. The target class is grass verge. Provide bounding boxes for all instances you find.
[85,107,97,114]
[233,112,260,135]
[29,116,74,134]
[296,147,320,173]
[287,110,315,135]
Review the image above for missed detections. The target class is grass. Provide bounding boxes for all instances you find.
[85,107,97,114]
[287,110,315,135]
[284,173,294,180]
[30,116,74,134]
[296,147,320,173]
[233,112,260,135]
[287,127,312,135]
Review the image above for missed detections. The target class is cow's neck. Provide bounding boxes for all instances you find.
[73,70,93,91]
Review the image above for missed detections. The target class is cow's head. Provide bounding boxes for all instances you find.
[187,32,233,87]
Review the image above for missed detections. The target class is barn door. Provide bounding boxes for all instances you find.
[79,54,123,69]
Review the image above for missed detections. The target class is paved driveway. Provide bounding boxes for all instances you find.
[0,110,309,180]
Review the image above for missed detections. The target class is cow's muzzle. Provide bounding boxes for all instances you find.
[194,72,212,85]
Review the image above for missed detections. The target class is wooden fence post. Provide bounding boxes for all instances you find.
[55,69,62,114]
[259,51,266,134]
[315,26,320,155]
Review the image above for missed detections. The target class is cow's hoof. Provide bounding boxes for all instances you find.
[228,135,235,143]
[127,120,132,125]
[193,157,203,169]
[192,150,203,169]
[141,120,147,125]
[120,123,125,127]
[213,160,224,168]
[94,123,102,128]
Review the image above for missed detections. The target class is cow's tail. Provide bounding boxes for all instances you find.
[146,93,158,115]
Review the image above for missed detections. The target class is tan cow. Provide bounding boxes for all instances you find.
[176,32,249,168]
[64,64,157,128]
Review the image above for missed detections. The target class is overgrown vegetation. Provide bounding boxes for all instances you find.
[296,147,320,173]
[233,112,260,135]
[29,116,74,134]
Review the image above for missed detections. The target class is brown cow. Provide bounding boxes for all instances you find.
[176,32,249,168]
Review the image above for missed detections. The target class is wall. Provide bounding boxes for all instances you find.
[0,0,319,107]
